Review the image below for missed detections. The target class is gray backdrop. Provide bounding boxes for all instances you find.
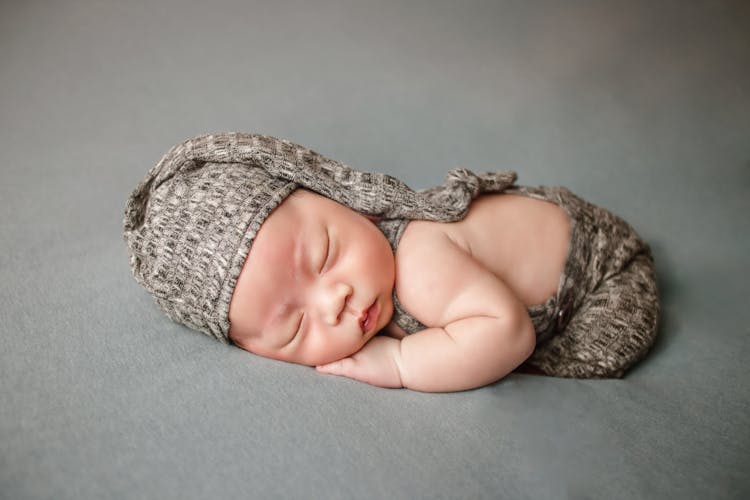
[1,1,748,499]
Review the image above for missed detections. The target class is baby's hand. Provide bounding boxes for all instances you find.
[315,336,404,389]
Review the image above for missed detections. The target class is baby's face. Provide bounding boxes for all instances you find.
[228,189,395,366]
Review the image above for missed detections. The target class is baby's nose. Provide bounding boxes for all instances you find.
[320,282,355,325]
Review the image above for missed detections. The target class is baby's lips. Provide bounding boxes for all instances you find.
[359,300,379,335]
[358,308,367,334]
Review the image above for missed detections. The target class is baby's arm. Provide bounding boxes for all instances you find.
[316,227,536,392]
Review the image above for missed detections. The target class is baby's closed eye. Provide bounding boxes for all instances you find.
[319,228,333,273]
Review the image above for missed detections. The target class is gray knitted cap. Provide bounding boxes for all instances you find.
[123,132,517,342]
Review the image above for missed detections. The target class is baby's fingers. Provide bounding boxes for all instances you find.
[315,354,402,389]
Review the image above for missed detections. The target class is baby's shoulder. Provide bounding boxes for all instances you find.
[392,193,494,274]
[392,219,479,327]
[395,218,461,266]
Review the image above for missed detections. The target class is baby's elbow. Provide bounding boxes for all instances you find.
[520,319,537,362]
[476,312,537,385]
[501,309,537,365]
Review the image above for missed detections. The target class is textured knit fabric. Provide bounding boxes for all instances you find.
[123,132,516,342]
[377,185,661,378]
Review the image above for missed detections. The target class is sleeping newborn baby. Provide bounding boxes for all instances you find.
[228,186,568,391]
[123,133,660,392]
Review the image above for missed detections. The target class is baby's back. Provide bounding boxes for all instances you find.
[391,193,571,326]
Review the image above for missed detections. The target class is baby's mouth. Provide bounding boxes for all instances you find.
[359,299,379,335]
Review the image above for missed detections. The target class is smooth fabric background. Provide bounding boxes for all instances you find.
[1,1,748,499]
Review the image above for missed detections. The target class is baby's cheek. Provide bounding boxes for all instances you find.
[297,333,345,366]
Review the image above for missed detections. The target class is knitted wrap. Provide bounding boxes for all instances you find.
[122,132,517,342]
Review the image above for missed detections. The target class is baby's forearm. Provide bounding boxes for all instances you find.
[394,315,536,392]
[316,315,535,392]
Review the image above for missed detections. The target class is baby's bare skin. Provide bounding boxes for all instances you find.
[385,193,570,339]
